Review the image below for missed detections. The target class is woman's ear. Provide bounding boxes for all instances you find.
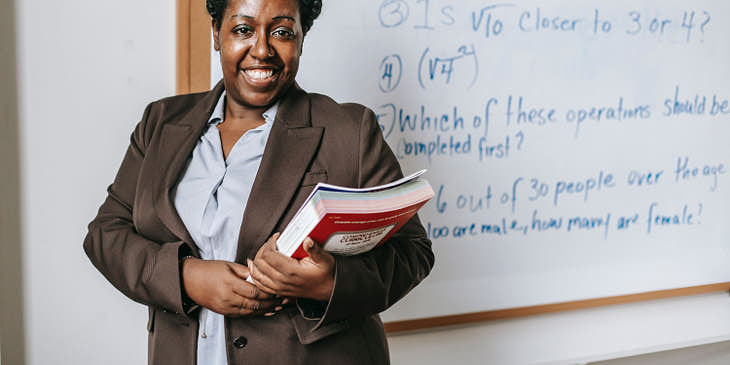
[212,20,221,52]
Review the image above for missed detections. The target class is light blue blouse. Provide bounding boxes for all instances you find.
[173,91,278,365]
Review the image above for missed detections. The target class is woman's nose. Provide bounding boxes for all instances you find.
[251,33,273,59]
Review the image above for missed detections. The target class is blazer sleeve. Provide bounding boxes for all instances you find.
[83,103,190,315]
[313,107,435,328]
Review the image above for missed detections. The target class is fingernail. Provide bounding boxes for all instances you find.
[281,298,290,305]
[274,306,283,311]
[264,312,275,317]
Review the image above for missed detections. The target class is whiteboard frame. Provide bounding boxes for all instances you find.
[176,0,730,333]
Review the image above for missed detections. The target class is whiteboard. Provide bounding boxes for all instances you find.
[210,0,730,323]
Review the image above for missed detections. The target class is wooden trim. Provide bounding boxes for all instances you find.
[177,0,211,94]
[385,282,730,334]
[176,0,190,94]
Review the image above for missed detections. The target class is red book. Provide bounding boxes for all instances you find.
[276,170,434,259]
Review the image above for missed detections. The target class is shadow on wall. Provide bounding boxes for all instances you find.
[590,340,730,365]
[0,0,26,363]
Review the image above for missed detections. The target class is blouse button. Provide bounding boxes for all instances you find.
[233,336,247,349]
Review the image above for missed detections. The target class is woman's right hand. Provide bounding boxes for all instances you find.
[182,258,284,317]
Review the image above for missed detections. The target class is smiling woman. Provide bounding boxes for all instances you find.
[212,0,304,110]
[83,0,434,364]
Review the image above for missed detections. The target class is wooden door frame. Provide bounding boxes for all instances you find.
[177,0,211,94]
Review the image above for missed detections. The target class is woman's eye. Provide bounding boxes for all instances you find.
[233,25,254,36]
[272,28,295,39]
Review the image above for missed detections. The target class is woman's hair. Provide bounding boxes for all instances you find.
[206,0,322,34]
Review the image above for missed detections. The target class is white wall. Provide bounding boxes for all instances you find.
[10,1,730,365]
[15,0,175,364]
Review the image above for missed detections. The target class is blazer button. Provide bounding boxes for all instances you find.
[233,336,247,349]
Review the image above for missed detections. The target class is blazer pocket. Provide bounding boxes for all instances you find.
[287,309,348,345]
[300,170,327,187]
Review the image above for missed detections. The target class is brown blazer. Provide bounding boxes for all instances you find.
[84,81,434,365]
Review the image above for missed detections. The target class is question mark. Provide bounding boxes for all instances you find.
[515,130,525,150]
[700,11,710,40]
[696,202,703,224]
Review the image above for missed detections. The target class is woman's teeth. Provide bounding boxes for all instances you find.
[246,69,274,80]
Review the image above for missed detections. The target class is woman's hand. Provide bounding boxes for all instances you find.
[248,234,335,302]
[182,258,284,316]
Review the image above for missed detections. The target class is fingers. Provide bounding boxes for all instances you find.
[231,296,283,317]
[248,257,298,296]
[184,258,290,317]
[248,259,292,295]
[302,237,328,263]
[262,233,280,252]
[248,250,301,300]
[254,233,284,263]
[231,279,273,300]
[227,262,274,300]
[228,262,250,280]
[224,282,285,317]
[246,233,335,301]
[259,242,299,268]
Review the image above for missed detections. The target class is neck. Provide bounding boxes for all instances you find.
[224,96,269,122]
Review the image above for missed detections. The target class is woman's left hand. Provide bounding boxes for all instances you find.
[248,233,335,302]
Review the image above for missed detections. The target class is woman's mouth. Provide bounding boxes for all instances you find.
[246,68,274,80]
[243,68,279,84]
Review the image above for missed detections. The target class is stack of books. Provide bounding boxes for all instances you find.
[277,170,434,259]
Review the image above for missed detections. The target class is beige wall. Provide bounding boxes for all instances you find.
[0,0,25,363]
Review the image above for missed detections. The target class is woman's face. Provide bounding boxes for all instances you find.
[213,0,303,108]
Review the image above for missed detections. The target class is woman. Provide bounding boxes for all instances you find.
[84,0,434,364]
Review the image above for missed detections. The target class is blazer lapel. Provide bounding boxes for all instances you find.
[153,82,225,254]
[235,86,324,262]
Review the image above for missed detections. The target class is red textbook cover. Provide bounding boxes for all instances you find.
[276,170,433,259]
[289,201,429,259]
